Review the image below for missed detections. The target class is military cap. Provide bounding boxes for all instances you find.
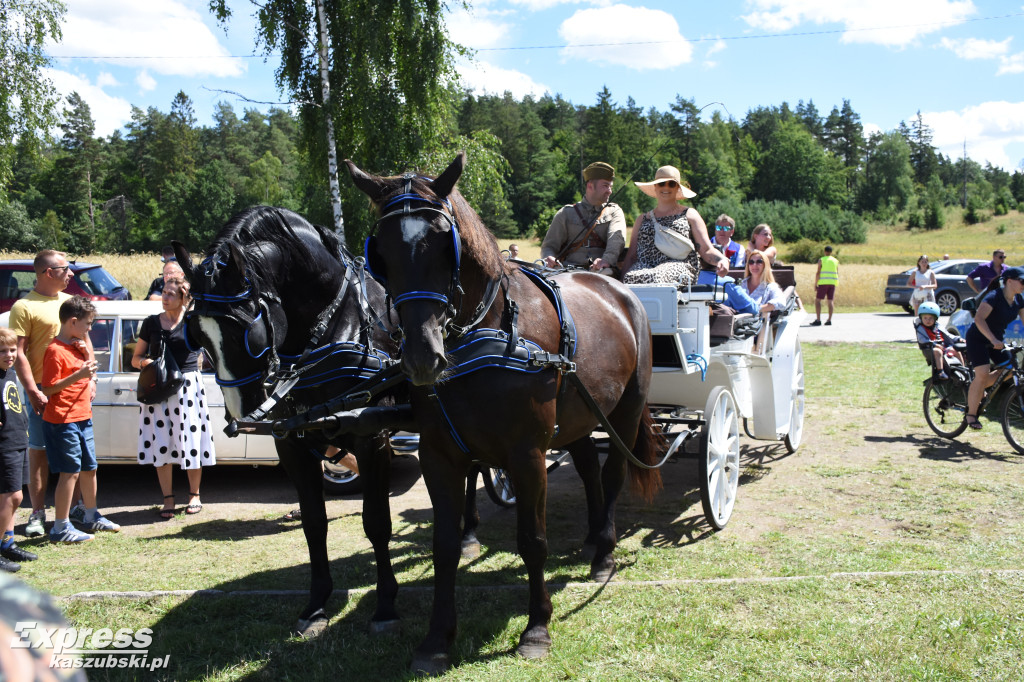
[582,162,615,182]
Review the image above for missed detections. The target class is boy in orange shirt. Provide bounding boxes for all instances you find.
[41,296,119,542]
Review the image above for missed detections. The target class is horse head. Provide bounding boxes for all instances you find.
[347,152,501,386]
[173,235,288,424]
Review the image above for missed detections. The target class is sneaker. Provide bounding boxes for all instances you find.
[1,542,38,562]
[0,556,20,573]
[938,371,949,380]
[824,320,832,326]
[69,502,87,523]
[85,515,120,533]
[809,320,822,327]
[50,526,94,544]
[25,510,46,538]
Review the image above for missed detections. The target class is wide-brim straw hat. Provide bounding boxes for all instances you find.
[634,165,696,200]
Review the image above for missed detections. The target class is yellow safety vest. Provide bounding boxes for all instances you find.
[817,255,839,286]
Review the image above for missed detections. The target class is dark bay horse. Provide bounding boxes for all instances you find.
[347,153,663,673]
[172,206,407,637]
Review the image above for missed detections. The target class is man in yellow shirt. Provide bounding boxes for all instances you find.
[9,251,93,536]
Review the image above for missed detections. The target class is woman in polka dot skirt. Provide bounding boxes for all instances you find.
[131,278,216,518]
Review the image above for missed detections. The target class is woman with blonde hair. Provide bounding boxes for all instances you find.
[748,224,778,265]
[740,250,786,314]
[132,278,216,518]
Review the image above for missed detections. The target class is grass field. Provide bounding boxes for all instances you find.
[12,341,1024,680]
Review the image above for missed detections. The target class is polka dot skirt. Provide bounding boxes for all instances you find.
[137,370,216,469]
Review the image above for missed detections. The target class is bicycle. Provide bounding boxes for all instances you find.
[922,342,1024,453]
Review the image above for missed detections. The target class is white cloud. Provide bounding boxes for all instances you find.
[447,7,513,49]
[95,72,119,88]
[136,71,157,92]
[49,0,246,78]
[703,38,727,68]
[509,0,610,10]
[939,36,1011,60]
[997,53,1024,75]
[558,5,693,69]
[456,59,550,99]
[45,68,133,138]
[922,101,1024,169]
[741,0,976,47]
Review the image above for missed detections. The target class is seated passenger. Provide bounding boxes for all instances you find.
[621,166,726,286]
[740,249,787,314]
[747,223,778,265]
[915,301,963,380]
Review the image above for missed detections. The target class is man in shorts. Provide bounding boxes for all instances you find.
[811,245,839,326]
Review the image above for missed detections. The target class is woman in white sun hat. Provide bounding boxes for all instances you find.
[621,165,728,285]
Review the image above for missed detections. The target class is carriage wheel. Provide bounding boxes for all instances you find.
[1001,387,1024,455]
[699,386,740,531]
[783,339,806,453]
[482,467,517,508]
[922,373,969,439]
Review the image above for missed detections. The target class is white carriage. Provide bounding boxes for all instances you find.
[628,271,806,530]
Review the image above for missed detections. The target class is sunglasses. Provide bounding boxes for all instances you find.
[715,225,732,231]
[656,180,679,188]
[748,259,765,265]
[48,265,71,274]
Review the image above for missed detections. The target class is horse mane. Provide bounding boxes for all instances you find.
[205,206,343,296]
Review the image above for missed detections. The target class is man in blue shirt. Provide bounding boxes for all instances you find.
[711,214,745,268]
[967,249,1007,294]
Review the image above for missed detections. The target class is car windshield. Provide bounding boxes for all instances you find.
[75,267,124,295]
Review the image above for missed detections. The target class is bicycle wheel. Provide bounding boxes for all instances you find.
[1001,387,1024,455]
[923,376,969,439]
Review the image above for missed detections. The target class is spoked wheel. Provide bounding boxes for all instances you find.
[482,467,517,508]
[699,386,740,530]
[783,339,806,453]
[923,373,970,439]
[1001,387,1024,455]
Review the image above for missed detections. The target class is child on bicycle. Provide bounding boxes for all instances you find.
[915,301,964,380]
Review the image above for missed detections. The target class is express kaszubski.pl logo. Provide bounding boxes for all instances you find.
[12,622,170,671]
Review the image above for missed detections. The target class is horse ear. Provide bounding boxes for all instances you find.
[171,241,194,282]
[345,159,389,202]
[226,241,247,277]
[430,151,465,199]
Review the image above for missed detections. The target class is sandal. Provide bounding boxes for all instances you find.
[966,414,983,430]
[283,508,301,521]
[185,491,203,515]
[159,494,176,519]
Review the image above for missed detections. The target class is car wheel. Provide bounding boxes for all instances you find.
[902,304,913,314]
[936,290,960,316]
[322,460,362,496]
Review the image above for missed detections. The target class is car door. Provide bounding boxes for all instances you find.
[88,314,128,463]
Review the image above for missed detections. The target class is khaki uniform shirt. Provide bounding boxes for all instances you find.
[541,198,626,268]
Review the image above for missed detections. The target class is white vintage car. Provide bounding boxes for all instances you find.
[0,300,279,465]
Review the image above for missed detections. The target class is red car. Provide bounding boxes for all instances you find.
[0,260,131,313]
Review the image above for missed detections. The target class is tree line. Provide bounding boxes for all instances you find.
[3,85,1022,257]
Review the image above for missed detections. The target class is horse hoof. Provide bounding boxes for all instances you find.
[461,539,481,559]
[517,628,551,659]
[410,652,450,676]
[590,563,617,584]
[295,610,329,639]
[369,618,401,636]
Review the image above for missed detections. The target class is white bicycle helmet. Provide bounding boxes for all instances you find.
[918,301,941,319]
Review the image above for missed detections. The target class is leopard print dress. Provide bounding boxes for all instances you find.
[622,210,700,285]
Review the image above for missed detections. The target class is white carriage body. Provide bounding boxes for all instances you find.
[629,283,806,442]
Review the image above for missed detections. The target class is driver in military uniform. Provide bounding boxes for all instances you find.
[541,161,626,276]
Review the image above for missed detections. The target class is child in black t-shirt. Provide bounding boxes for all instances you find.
[0,327,36,572]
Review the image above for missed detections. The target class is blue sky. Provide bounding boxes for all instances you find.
[44,0,1024,170]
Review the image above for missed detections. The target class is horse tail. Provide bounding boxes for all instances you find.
[628,405,665,503]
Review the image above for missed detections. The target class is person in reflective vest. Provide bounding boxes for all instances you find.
[811,245,839,326]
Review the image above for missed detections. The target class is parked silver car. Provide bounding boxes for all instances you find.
[884,259,987,315]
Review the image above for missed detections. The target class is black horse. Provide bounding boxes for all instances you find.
[173,206,409,637]
[347,153,663,673]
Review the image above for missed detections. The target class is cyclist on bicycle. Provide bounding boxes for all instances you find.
[915,301,963,379]
[966,266,1024,430]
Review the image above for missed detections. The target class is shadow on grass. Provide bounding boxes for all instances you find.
[864,433,1020,463]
